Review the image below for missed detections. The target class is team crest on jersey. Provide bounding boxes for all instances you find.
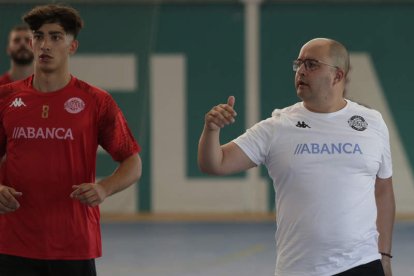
[348,115,368,131]
[64,97,85,114]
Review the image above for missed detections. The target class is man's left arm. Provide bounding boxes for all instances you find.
[71,153,142,206]
[375,176,395,276]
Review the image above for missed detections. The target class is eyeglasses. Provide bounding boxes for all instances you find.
[292,59,339,72]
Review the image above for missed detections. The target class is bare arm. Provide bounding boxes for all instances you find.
[198,96,256,175]
[71,153,142,206]
[375,176,395,276]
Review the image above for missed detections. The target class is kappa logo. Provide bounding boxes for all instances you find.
[64,97,85,114]
[296,121,311,128]
[9,98,26,108]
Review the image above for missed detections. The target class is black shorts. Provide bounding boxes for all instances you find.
[0,254,96,276]
[333,259,385,276]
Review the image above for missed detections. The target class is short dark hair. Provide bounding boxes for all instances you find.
[22,4,84,38]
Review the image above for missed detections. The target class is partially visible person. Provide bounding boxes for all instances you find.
[0,24,33,85]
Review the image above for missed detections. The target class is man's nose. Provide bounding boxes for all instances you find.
[22,38,31,46]
[40,38,51,51]
[296,63,307,75]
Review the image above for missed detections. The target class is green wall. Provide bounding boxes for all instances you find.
[1,3,413,212]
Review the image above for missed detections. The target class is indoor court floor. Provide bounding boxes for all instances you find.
[96,220,414,276]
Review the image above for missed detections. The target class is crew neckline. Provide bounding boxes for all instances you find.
[28,75,76,96]
[300,99,350,118]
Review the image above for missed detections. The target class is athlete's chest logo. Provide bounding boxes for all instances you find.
[348,115,368,131]
[9,97,26,108]
[296,121,311,128]
[64,97,85,114]
[294,143,363,155]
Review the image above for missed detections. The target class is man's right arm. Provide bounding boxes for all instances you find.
[198,96,256,176]
[0,92,22,214]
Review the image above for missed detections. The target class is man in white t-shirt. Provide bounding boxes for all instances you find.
[198,38,395,276]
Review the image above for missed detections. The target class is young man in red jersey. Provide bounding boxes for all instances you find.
[0,4,142,276]
[0,24,34,85]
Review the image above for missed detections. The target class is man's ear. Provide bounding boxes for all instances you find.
[69,39,79,55]
[334,69,345,84]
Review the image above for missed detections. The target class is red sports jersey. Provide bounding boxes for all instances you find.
[0,72,12,86]
[0,75,140,260]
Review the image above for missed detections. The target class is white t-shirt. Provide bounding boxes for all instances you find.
[233,100,392,276]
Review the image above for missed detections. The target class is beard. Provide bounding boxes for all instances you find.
[10,48,34,65]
